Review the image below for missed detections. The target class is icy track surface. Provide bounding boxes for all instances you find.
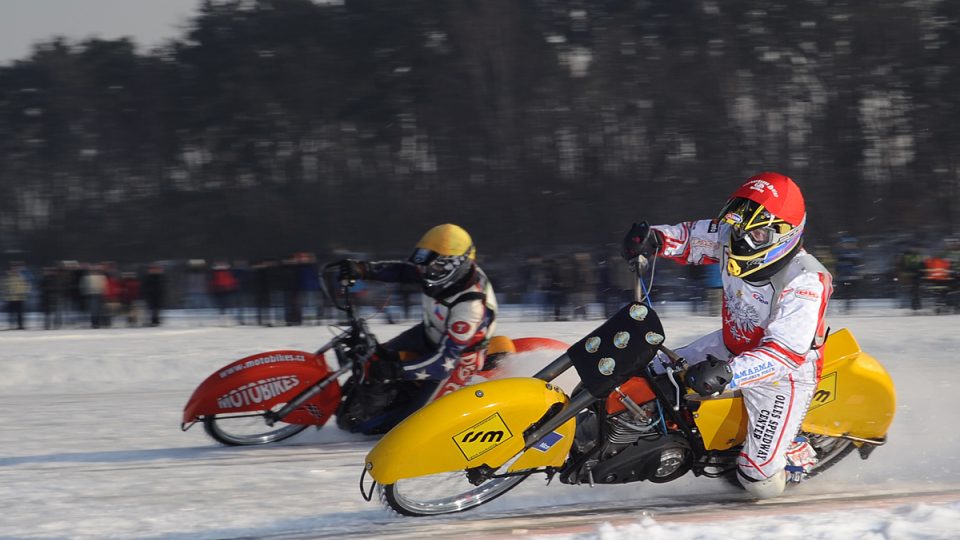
[2,309,960,539]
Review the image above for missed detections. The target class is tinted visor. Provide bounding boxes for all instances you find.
[409,247,439,266]
[409,247,464,284]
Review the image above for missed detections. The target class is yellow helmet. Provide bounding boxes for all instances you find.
[412,224,476,260]
[409,224,477,297]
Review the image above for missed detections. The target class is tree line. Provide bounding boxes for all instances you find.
[1,0,958,264]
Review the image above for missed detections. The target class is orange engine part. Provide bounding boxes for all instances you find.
[605,376,657,415]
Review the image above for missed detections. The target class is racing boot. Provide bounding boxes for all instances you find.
[785,435,818,483]
[738,468,786,499]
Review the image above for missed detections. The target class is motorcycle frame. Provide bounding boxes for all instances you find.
[467,258,762,485]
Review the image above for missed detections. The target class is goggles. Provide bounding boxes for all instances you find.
[719,198,791,251]
[410,248,466,284]
[732,224,777,250]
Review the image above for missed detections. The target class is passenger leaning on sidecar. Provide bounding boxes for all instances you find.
[335,224,498,428]
[622,171,833,499]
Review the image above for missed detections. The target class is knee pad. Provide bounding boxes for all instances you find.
[738,468,786,499]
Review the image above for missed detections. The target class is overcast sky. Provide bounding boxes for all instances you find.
[0,0,201,65]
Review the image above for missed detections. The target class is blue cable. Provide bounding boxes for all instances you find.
[655,398,667,435]
[639,277,653,307]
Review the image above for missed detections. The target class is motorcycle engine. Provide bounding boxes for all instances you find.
[565,402,691,485]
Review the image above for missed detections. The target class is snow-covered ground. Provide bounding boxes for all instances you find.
[2,304,959,539]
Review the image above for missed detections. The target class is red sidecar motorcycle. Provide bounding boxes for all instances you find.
[181,266,566,445]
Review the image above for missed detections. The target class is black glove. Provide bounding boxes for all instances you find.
[684,354,733,397]
[337,259,368,282]
[621,222,661,267]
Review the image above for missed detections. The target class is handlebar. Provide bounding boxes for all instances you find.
[315,263,379,363]
[320,262,357,315]
[630,252,656,307]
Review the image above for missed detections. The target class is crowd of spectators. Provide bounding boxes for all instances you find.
[2,236,959,331]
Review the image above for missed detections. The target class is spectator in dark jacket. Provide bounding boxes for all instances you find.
[141,263,166,327]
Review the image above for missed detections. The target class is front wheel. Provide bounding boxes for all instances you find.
[202,406,311,446]
[379,471,529,516]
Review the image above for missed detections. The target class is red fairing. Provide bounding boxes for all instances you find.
[510,337,569,353]
[182,350,340,426]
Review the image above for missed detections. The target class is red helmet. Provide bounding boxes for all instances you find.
[718,172,806,280]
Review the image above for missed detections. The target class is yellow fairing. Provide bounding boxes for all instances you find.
[693,328,895,449]
[693,395,749,451]
[365,378,576,485]
[802,328,896,439]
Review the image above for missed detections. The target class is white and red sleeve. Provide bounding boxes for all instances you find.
[651,219,723,265]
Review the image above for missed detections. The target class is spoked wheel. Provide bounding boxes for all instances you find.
[803,432,856,478]
[202,406,310,446]
[720,434,855,490]
[379,470,530,516]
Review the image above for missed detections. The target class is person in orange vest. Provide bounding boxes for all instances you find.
[924,254,952,312]
[924,255,951,281]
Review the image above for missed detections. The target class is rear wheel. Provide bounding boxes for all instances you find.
[721,434,855,489]
[202,406,310,446]
[803,433,856,478]
[380,470,529,516]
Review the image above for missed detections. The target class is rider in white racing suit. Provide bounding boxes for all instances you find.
[622,172,832,499]
[337,224,498,417]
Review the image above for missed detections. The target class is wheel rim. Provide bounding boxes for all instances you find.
[806,434,852,472]
[385,471,527,515]
[204,409,309,445]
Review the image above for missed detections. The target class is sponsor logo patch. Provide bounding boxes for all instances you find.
[533,431,564,452]
[217,375,300,409]
[794,288,820,301]
[809,371,837,411]
[451,321,471,335]
[454,413,514,460]
[733,360,775,383]
[218,353,307,379]
[746,178,780,198]
[691,237,721,250]
[754,393,788,460]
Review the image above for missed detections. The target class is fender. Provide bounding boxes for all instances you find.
[182,350,340,426]
[802,328,896,439]
[693,328,896,449]
[512,337,569,353]
[365,377,576,485]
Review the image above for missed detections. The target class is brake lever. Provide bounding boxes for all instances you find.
[659,345,687,411]
[665,368,682,411]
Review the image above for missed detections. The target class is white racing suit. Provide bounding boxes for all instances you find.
[366,262,498,402]
[651,219,832,485]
